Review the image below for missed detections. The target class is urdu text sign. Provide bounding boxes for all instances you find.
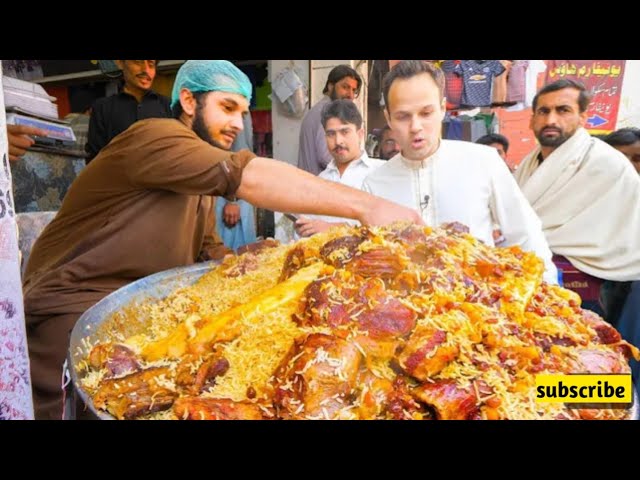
[546,60,626,135]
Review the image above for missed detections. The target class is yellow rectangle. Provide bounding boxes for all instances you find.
[535,374,632,403]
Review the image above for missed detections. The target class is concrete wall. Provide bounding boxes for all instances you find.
[269,60,310,166]
[270,60,368,243]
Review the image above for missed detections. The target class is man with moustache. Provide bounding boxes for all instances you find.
[298,65,362,175]
[378,125,400,160]
[362,60,558,284]
[22,60,422,419]
[86,60,171,163]
[295,99,384,237]
[514,80,640,289]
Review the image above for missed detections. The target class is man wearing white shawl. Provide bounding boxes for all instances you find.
[516,78,640,391]
[515,79,640,284]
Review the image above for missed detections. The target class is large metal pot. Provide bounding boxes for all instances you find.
[67,261,220,420]
[67,261,640,420]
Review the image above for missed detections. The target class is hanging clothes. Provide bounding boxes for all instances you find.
[524,60,547,107]
[454,60,506,107]
[506,60,529,103]
[441,60,463,110]
[491,60,513,105]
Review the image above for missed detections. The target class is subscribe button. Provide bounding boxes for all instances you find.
[536,374,632,403]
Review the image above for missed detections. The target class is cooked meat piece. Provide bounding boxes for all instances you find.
[297,273,358,328]
[174,352,230,394]
[237,238,280,256]
[319,235,366,268]
[272,333,362,419]
[406,244,445,268]
[387,223,428,245]
[412,380,480,420]
[88,343,141,378]
[356,371,394,419]
[568,349,628,374]
[93,367,178,420]
[346,247,407,279]
[533,333,577,351]
[398,327,458,380]
[441,222,470,236]
[578,310,622,344]
[389,271,422,295]
[352,333,400,362]
[299,274,416,339]
[355,279,416,339]
[173,397,266,420]
[385,376,432,420]
[279,246,306,282]
[224,254,259,278]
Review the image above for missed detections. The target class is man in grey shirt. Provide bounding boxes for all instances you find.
[297,65,362,175]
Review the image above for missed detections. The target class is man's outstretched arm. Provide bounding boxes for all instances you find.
[236,157,423,227]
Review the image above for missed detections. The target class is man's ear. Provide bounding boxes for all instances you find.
[179,88,197,116]
[115,60,125,71]
[579,110,588,127]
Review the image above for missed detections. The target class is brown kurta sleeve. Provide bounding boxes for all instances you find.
[198,201,233,261]
[119,120,256,199]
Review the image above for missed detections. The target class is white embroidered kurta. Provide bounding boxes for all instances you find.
[363,140,558,284]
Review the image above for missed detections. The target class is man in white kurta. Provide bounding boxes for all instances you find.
[362,60,557,284]
[363,141,557,283]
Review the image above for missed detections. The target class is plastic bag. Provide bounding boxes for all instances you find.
[271,65,308,119]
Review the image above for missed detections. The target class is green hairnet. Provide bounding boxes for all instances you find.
[170,60,252,108]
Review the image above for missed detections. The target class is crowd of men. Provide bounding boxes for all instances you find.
[4,59,640,419]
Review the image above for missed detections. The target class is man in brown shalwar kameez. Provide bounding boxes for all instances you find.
[22,60,421,419]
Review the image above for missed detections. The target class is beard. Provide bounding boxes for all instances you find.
[536,128,570,148]
[192,105,228,150]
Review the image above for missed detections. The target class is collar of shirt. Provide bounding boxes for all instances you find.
[117,89,161,101]
[325,150,371,173]
[399,140,444,170]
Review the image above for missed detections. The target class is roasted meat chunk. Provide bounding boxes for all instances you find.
[319,234,366,268]
[412,380,480,420]
[346,247,407,279]
[88,343,141,378]
[398,327,458,380]
[273,333,362,419]
[173,397,266,420]
[174,352,230,394]
[93,367,177,420]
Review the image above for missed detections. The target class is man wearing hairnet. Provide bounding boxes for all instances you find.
[21,60,422,419]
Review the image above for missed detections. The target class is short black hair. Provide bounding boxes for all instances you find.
[383,60,445,112]
[476,133,509,153]
[321,99,362,130]
[603,127,640,147]
[533,79,591,113]
[378,124,392,140]
[323,65,362,96]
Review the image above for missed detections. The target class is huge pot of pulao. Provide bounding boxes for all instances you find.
[69,222,640,420]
